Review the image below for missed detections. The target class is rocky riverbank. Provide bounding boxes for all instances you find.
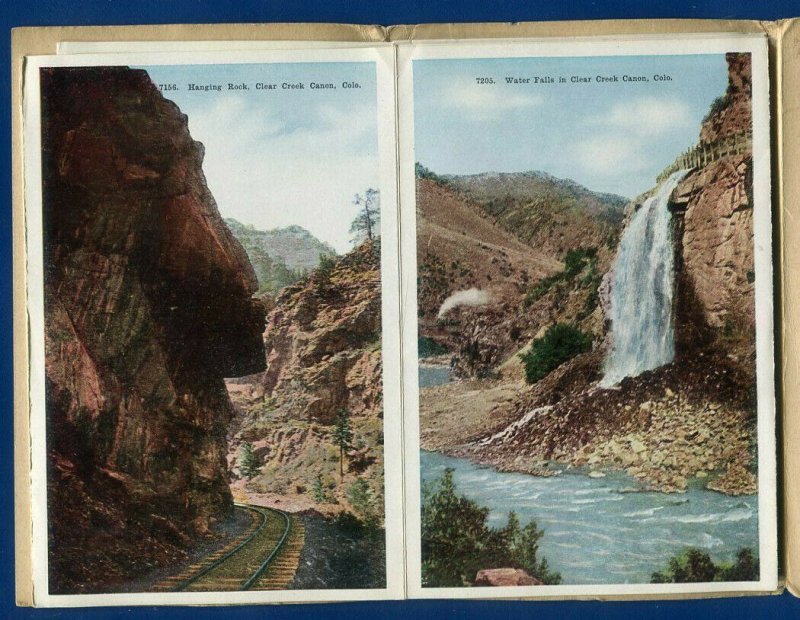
[422,349,757,496]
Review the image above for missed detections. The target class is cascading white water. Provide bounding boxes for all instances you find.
[600,170,688,388]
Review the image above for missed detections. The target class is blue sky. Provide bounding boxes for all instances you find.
[141,62,379,253]
[413,54,730,199]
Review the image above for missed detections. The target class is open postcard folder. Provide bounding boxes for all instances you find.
[11,18,800,607]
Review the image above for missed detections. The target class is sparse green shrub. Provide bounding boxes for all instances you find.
[418,336,449,358]
[523,273,563,306]
[312,473,332,503]
[651,547,759,583]
[317,253,337,278]
[346,477,380,530]
[421,468,560,587]
[703,94,730,124]
[563,247,597,280]
[523,247,598,307]
[521,323,592,384]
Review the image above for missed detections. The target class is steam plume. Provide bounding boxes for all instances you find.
[437,288,491,319]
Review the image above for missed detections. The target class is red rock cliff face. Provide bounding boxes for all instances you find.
[41,66,266,593]
[672,53,755,364]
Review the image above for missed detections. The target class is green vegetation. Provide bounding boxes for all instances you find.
[521,323,592,384]
[703,93,730,124]
[523,246,599,307]
[563,247,597,279]
[346,477,380,530]
[312,472,334,503]
[239,442,261,480]
[317,253,337,278]
[415,162,451,186]
[421,468,560,587]
[418,336,449,358]
[332,409,354,482]
[651,548,759,583]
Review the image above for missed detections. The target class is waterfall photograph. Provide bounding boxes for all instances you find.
[410,49,766,587]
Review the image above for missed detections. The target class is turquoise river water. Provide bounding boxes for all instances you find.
[418,365,758,584]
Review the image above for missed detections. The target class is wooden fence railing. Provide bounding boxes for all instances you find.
[655,131,752,184]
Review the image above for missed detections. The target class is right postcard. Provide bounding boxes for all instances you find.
[398,35,776,597]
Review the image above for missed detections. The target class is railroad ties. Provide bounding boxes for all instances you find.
[152,504,303,592]
[249,518,305,590]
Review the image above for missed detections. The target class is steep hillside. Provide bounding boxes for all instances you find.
[416,169,620,378]
[416,177,561,376]
[41,66,266,593]
[225,219,337,293]
[443,170,627,259]
[227,241,384,524]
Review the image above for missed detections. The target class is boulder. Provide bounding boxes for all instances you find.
[475,568,543,587]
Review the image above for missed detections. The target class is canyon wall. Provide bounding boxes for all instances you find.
[260,240,382,424]
[672,52,755,365]
[41,66,266,592]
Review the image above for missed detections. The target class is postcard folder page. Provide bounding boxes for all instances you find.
[398,35,776,598]
[19,30,778,606]
[23,46,403,606]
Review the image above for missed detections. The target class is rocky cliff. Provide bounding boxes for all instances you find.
[41,66,266,593]
[227,240,384,521]
[672,52,755,368]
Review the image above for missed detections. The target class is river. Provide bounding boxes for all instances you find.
[418,363,758,584]
[420,450,759,584]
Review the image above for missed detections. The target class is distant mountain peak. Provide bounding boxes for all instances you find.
[225,218,337,293]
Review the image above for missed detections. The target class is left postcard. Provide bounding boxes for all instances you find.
[21,47,403,606]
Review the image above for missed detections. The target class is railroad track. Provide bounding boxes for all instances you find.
[153,503,304,592]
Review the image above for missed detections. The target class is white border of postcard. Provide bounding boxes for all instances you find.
[23,46,403,607]
[398,34,776,599]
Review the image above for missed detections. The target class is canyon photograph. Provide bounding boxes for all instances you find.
[38,59,390,595]
[412,51,767,587]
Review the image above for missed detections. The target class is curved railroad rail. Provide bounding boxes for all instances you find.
[162,503,296,592]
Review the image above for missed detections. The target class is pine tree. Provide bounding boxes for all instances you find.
[349,189,380,245]
[332,408,354,481]
[239,442,261,480]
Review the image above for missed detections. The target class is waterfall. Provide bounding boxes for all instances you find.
[600,170,688,388]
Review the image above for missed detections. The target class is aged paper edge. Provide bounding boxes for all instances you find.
[779,18,800,598]
[10,18,792,606]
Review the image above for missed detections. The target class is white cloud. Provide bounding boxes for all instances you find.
[591,96,692,137]
[440,79,542,119]
[182,95,379,254]
[573,135,654,177]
